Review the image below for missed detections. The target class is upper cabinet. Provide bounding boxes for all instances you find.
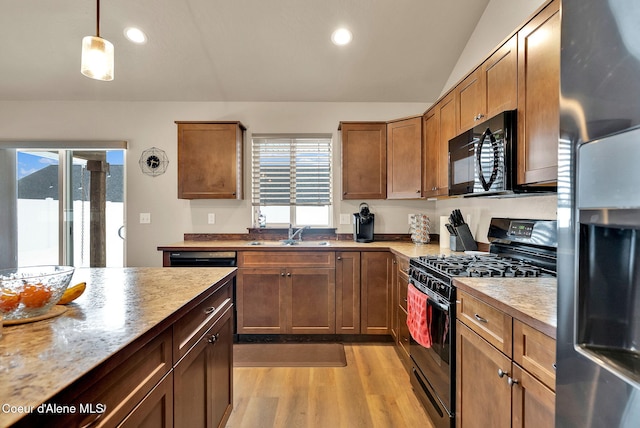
[176,121,245,199]
[387,116,423,199]
[422,92,456,198]
[456,35,518,134]
[340,121,387,200]
[517,0,560,186]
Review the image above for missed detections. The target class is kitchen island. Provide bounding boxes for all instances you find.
[0,267,236,427]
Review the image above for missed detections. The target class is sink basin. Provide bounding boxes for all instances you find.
[280,239,299,246]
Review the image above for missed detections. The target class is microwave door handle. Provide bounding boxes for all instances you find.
[476,129,500,191]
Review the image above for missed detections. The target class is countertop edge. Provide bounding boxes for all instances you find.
[453,277,557,339]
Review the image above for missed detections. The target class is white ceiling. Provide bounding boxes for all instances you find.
[0,0,490,102]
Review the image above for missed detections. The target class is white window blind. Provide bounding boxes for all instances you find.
[251,135,332,206]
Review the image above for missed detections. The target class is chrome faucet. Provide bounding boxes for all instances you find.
[288,224,310,241]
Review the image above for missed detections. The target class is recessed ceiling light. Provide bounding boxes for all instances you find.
[331,28,353,46]
[124,27,147,44]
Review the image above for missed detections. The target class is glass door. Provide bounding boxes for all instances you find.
[16,149,125,267]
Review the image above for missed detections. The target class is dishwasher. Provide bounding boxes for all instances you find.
[168,251,237,267]
[167,251,237,337]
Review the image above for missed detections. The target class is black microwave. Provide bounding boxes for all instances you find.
[448,110,516,197]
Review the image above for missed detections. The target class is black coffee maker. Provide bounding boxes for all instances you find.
[353,203,375,242]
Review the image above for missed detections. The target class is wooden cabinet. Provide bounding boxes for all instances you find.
[335,251,361,334]
[339,122,387,199]
[236,251,336,334]
[392,255,411,372]
[456,290,555,428]
[118,372,174,428]
[517,0,560,186]
[456,35,518,134]
[422,92,455,198]
[387,116,423,199]
[176,121,245,199]
[174,305,233,428]
[361,251,393,335]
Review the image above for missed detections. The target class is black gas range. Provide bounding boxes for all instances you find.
[407,218,557,428]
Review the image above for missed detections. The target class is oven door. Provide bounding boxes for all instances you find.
[409,285,454,427]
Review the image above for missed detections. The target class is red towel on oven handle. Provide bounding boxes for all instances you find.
[406,282,432,348]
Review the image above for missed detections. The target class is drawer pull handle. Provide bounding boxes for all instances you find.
[507,377,519,386]
[337,256,342,260]
[208,333,220,344]
[474,313,488,323]
[205,306,216,315]
[79,412,104,428]
[497,369,507,378]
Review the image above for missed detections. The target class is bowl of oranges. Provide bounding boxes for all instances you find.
[0,265,75,321]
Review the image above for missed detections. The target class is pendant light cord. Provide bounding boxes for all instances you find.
[96,0,101,37]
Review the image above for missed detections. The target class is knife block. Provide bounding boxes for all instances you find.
[454,224,478,251]
[450,234,465,252]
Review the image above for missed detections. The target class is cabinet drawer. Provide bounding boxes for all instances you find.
[68,328,173,428]
[513,320,556,390]
[457,291,513,357]
[238,251,335,268]
[173,280,233,362]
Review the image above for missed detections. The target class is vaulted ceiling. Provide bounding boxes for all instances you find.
[0,0,489,102]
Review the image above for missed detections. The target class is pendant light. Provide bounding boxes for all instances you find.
[81,0,114,81]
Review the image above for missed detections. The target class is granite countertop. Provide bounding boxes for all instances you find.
[158,239,454,259]
[0,267,236,427]
[453,277,557,339]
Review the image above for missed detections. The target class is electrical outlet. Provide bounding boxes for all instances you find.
[208,213,216,224]
[408,214,413,225]
[139,213,151,224]
[339,214,350,225]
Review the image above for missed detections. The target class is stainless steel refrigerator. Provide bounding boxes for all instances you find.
[558,0,640,426]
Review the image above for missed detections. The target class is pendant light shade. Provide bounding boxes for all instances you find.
[81,0,114,81]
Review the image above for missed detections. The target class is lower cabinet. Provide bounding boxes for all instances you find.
[361,252,393,335]
[16,277,235,428]
[393,255,411,372]
[236,250,392,336]
[119,372,174,428]
[236,251,336,334]
[174,306,233,428]
[456,290,555,428]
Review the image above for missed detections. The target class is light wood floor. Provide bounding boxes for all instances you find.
[225,342,435,428]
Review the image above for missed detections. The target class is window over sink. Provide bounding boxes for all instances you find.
[251,134,332,227]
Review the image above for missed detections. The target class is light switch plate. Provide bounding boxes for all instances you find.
[408,214,413,225]
[339,214,350,225]
[139,213,151,224]
[208,213,216,224]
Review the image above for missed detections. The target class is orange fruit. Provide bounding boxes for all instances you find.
[20,283,53,308]
[0,289,20,312]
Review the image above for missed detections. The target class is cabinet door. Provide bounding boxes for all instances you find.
[484,35,518,119]
[511,364,555,428]
[236,268,286,334]
[422,109,440,197]
[360,252,393,334]
[335,252,361,334]
[174,307,233,428]
[457,321,511,428]
[340,122,387,199]
[118,372,174,428]
[456,68,484,133]
[176,122,244,199]
[210,310,233,428]
[517,0,560,186]
[387,116,422,199]
[438,92,456,195]
[288,267,336,334]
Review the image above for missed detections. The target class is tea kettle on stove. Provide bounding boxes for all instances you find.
[353,203,375,243]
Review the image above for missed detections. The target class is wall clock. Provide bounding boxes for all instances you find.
[139,147,169,177]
